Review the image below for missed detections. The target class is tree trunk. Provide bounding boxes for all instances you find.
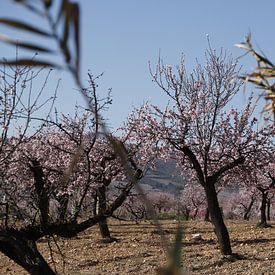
[243,196,255,221]
[185,207,190,221]
[0,230,55,275]
[204,183,232,255]
[58,194,69,222]
[243,211,250,221]
[97,185,111,241]
[267,198,271,221]
[98,219,111,240]
[204,207,210,222]
[258,190,268,227]
[92,194,98,216]
[193,207,198,219]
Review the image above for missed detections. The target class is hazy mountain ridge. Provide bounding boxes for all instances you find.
[139,160,238,199]
[140,160,185,195]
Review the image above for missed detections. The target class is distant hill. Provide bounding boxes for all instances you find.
[138,160,239,200]
[139,159,185,195]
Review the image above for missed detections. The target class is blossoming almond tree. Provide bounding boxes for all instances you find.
[230,187,258,220]
[67,92,161,241]
[132,48,272,256]
[180,182,206,220]
[0,64,63,274]
[0,72,158,273]
[0,116,149,273]
[241,160,275,227]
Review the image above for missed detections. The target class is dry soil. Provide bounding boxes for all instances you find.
[0,219,274,274]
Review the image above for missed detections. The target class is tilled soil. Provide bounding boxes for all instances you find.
[0,220,274,274]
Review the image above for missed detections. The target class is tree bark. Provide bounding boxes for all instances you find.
[97,185,111,240]
[193,207,198,219]
[243,196,255,221]
[58,194,69,222]
[267,197,271,221]
[0,230,55,275]
[204,207,210,222]
[92,194,98,216]
[258,190,268,227]
[184,207,190,221]
[29,160,49,227]
[204,183,232,255]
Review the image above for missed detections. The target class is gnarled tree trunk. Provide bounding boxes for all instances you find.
[267,197,272,221]
[243,195,255,221]
[204,207,210,222]
[0,230,55,275]
[97,185,111,241]
[204,183,232,255]
[258,189,268,228]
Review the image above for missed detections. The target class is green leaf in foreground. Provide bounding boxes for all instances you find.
[0,34,55,53]
[0,18,52,37]
[0,58,61,69]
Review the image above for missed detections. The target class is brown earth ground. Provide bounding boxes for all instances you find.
[0,219,274,274]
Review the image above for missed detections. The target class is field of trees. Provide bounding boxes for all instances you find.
[0,1,274,274]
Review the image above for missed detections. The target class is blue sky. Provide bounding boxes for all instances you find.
[1,1,275,129]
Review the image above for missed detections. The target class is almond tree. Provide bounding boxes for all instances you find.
[0,72,151,273]
[232,140,274,226]
[248,164,275,227]
[131,49,272,255]
[116,194,148,221]
[0,124,146,273]
[0,63,61,274]
[230,187,258,220]
[0,63,57,226]
[180,183,206,220]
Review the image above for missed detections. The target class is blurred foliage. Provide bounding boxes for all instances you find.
[157,225,185,275]
[236,34,275,120]
[0,0,80,82]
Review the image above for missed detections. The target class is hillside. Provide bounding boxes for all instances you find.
[139,159,185,195]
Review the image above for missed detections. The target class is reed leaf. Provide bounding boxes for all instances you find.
[0,58,61,68]
[0,18,51,37]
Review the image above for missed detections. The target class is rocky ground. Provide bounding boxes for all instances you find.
[0,219,274,274]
